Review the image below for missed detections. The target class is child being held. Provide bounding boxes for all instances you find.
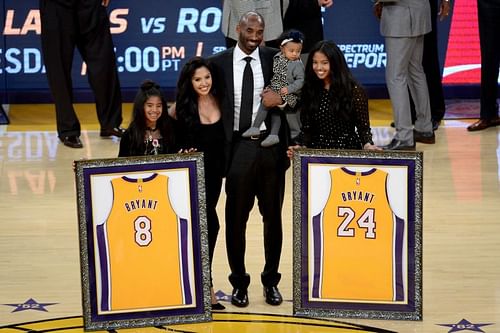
[242,29,305,147]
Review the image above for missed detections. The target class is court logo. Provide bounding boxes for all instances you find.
[3,298,57,312]
[437,318,494,332]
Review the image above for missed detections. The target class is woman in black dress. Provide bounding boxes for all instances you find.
[289,40,380,154]
[171,57,225,310]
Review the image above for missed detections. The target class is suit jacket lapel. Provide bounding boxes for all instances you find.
[221,49,235,140]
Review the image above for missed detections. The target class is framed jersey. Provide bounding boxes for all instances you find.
[292,149,423,321]
[74,153,211,330]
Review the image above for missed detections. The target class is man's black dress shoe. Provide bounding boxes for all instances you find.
[382,138,415,151]
[211,302,226,310]
[414,130,435,144]
[263,286,283,306]
[467,117,500,132]
[100,127,125,137]
[60,136,83,148]
[231,288,249,307]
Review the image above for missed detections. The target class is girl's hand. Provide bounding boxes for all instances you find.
[363,143,382,151]
[178,148,197,153]
[287,145,302,159]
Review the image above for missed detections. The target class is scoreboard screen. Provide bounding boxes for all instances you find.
[0,0,487,102]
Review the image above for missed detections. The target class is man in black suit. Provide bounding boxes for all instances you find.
[283,0,333,58]
[39,0,124,148]
[420,0,449,130]
[467,0,500,131]
[209,11,289,307]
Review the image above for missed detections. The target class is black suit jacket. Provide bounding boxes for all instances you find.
[208,46,291,174]
[283,0,324,53]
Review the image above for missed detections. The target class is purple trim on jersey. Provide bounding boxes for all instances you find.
[340,167,376,176]
[406,161,417,311]
[300,159,310,302]
[311,213,322,298]
[179,217,193,305]
[96,224,110,311]
[394,215,405,301]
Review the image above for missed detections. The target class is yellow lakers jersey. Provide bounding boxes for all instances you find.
[311,167,404,302]
[96,173,192,312]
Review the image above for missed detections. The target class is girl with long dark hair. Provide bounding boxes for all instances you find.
[171,57,226,310]
[294,40,379,151]
[119,80,177,156]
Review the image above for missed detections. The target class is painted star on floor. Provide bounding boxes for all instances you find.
[437,318,494,332]
[3,298,58,312]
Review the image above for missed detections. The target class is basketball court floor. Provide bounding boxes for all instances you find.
[1,100,499,333]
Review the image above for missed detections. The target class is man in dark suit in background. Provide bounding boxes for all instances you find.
[283,0,333,59]
[419,0,450,130]
[209,11,289,308]
[467,0,500,131]
[39,0,124,148]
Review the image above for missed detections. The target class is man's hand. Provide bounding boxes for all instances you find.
[438,0,451,21]
[373,2,383,20]
[261,88,284,108]
[102,0,110,7]
[318,0,333,8]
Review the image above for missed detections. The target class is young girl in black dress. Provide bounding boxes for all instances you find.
[119,80,177,157]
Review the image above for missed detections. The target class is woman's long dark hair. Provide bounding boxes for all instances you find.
[127,80,175,154]
[301,40,359,121]
[175,57,223,131]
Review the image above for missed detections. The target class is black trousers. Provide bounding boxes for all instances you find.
[39,0,122,137]
[205,162,223,284]
[225,136,285,290]
[477,0,500,119]
[410,0,446,122]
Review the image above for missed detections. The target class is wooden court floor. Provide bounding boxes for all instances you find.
[0,102,499,333]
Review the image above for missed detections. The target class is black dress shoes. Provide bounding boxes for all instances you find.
[263,286,283,306]
[467,117,500,132]
[100,127,125,137]
[231,288,249,307]
[382,138,415,151]
[414,130,435,144]
[60,136,83,148]
[211,302,226,310]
